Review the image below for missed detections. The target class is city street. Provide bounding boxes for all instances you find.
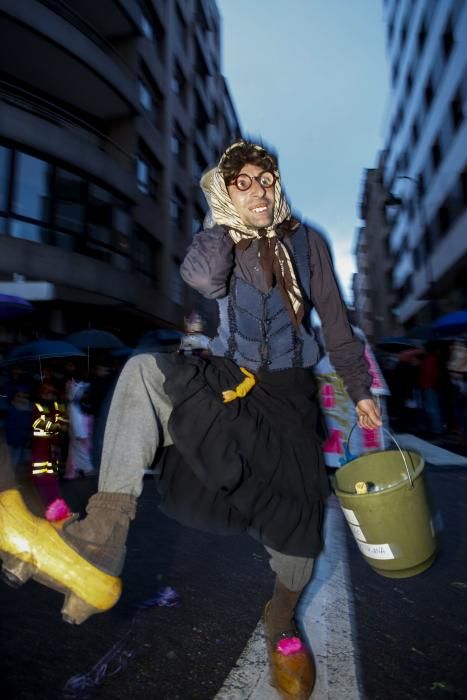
[1,440,467,700]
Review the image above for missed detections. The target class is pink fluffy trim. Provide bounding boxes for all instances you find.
[45,498,72,522]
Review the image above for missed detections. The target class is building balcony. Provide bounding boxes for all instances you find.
[0,0,139,120]
[0,235,161,319]
[63,0,141,40]
[0,88,138,201]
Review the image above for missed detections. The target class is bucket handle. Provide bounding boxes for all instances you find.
[346,424,415,489]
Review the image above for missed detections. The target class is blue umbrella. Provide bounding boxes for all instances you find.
[3,340,85,365]
[135,329,181,354]
[432,310,467,336]
[0,294,34,320]
[375,336,422,353]
[66,329,124,350]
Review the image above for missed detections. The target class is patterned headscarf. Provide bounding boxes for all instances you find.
[200,142,304,327]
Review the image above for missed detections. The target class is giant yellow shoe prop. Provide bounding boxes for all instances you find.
[0,489,121,624]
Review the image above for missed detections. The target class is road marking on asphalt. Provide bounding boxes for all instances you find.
[215,497,361,699]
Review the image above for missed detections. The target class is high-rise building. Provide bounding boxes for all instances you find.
[353,152,401,342]
[382,0,467,328]
[0,0,241,343]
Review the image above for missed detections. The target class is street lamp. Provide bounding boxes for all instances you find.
[386,174,437,323]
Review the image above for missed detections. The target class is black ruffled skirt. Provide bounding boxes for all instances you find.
[155,354,330,557]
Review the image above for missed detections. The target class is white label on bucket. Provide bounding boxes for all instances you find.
[341,507,359,526]
[349,524,366,542]
[356,541,395,560]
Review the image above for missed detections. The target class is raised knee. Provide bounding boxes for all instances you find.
[123,353,156,377]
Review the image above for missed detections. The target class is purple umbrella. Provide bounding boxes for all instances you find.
[0,294,33,320]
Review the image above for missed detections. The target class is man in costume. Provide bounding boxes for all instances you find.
[0,140,381,699]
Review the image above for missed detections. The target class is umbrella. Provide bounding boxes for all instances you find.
[432,310,467,336]
[66,329,124,350]
[135,329,181,354]
[0,294,34,320]
[406,324,437,341]
[3,340,85,365]
[375,336,423,353]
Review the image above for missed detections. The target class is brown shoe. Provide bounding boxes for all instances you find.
[263,601,316,699]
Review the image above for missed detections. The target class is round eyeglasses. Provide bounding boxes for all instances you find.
[230,170,276,192]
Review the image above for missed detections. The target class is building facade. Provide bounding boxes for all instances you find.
[353,153,402,343]
[0,0,240,344]
[381,0,467,329]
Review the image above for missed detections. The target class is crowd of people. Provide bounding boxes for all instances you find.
[0,357,118,520]
[377,338,467,443]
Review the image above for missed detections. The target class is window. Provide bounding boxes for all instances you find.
[196,0,210,33]
[417,18,427,54]
[195,93,210,137]
[431,139,442,171]
[138,144,162,199]
[141,12,154,40]
[171,123,186,166]
[172,62,186,103]
[195,37,210,86]
[137,157,149,194]
[13,152,49,221]
[54,168,86,234]
[141,3,165,61]
[10,220,47,243]
[442,17,454,61]
[400,18,408,50]
[437,202,451,237]
[170,192,185,230]
[451,90,463,130]
[139,64,164,129]
[139,79,152,111]
[0,145,11,212]
[405,69,413,94]
[87,185,112,245]
[175,7,187,46]
[424,78,434,110]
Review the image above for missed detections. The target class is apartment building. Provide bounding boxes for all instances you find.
[382,0,467,328]
[0,0,241,343]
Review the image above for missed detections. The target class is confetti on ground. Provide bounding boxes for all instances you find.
[61,586,180,699]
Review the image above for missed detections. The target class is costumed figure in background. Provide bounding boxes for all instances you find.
[448,339,467,439]
[30,380,71,522]
[0,140,381,700]
[64,379,95,480]
[4,384,33,474]
[314,326,390,467]
[178,311,211,357]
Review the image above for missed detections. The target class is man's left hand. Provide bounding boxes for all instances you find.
[356,399,383,430]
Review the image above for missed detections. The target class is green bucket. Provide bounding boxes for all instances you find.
[332,429,436,578]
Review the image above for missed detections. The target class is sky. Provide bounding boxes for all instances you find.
[217,0,390,302]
